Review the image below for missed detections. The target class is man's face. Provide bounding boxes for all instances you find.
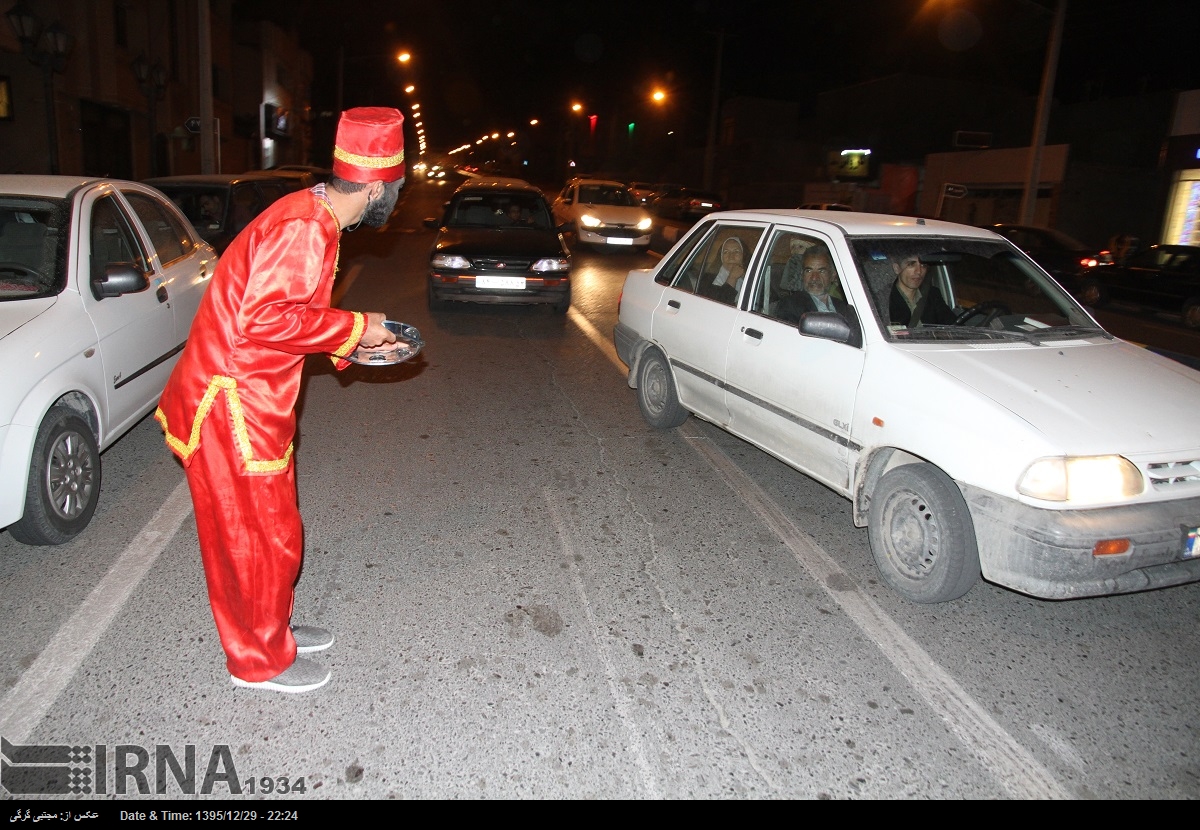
[894,256,926,291]
[802,252,835,297]
[360,180,402,227]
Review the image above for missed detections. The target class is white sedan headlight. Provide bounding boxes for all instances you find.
[579,213,602,228]
[532,257,569,273]
[431,254,472,269]
[636,217,653,231]
[1017,456,1144,504]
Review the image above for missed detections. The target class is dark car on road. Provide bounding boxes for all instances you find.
[649,186,723,221]
[987,224,1113,286]
[144,173,292,254]
[1076,243,1200,328]
[424,180,571,312]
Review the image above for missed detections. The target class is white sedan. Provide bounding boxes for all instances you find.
[0,176,215,544]
[552,178,653,250]
[614,210,1200,602]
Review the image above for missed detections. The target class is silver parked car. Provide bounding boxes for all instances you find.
[0,176,215,544]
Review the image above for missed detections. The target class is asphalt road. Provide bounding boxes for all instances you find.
[0,179,1197,801]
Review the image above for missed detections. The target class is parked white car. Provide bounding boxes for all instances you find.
[552,178,653,250]
[0,176,215,544]
[614,210,1200,602]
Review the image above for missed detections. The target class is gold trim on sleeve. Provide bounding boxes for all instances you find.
[333,311,365,358]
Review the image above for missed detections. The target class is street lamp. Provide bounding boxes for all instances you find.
[132,53,167,177]
[6,2,72,174]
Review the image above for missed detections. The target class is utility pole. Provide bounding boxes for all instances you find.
[703,29,724,191]
[198,0,215,173]
[1018,0,1067,226]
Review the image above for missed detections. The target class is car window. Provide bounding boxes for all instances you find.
[447,191,553,230]
[123,190,195,266]
[91,194,149,282]
[229,184,266,235]
[663,223,763,306]
[848,236,1096,341]
[654,222,712,288]
[159,187,227,239]
[0,197,68,299]
[577,185,632,206]
[750,229,845,320]
[257,182,289,203]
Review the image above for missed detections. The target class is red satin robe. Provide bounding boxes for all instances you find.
[156,188,364,682]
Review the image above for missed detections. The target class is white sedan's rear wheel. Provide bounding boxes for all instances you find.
[636,347,688,429]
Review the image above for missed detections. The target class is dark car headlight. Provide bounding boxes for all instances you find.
[432,254,472,269]
[532,257,570,273]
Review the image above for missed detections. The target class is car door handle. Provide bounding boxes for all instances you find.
[741,327,763,340]
[156,285,169,303]
[667,299,681,309]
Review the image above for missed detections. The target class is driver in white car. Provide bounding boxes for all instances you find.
[888,250,957,326]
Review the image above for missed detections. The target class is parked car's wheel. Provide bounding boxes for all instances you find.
[636,347,688,429]
[552,287,571,314]
[8,406,101,545]
[1076,278,1108,308]
[1183,297,1200,330]
[867,463,980,603]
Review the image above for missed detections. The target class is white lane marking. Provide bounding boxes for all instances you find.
[1029,723,1089,772]
[543,488,662,799]
[687,436,1071,800]
[0,479,194,744]
[568,306,626,374]
[331,262,364,308]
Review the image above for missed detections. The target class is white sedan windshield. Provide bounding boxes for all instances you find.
[847,236,1101,342]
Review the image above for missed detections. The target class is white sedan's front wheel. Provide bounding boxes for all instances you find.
[8,406,101,545]
[868,463,980,603]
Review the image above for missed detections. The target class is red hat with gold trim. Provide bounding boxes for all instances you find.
[332,106,405,184]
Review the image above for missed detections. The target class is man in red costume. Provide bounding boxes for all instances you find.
[156,107,407,692]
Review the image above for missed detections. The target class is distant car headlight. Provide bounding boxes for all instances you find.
[431,254,472,269]
[532,257,570,273]
[579,213,602,228]
[1017,456,1144,503]
[636,217,652,231]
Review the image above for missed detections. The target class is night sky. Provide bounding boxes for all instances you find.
[234,0,1200,155]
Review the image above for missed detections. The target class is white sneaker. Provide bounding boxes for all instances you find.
[231,658,330,693]
[291,624,334,653]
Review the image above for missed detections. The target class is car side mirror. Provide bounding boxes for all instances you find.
[92,263,149,299]
[799,311,861,348]
[423,217,440,229]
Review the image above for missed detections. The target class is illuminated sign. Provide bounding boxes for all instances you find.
[830,148,871,179]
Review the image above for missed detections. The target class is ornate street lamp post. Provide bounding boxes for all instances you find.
[132,53,167,177]
[5,2,71,174]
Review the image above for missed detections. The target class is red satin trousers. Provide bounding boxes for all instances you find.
[184,403,302,682]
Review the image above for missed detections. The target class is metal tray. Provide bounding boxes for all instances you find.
[345,320,424,366]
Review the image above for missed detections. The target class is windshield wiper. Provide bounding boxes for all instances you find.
[896,325,1029,342]
[1023,325,1112,344]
